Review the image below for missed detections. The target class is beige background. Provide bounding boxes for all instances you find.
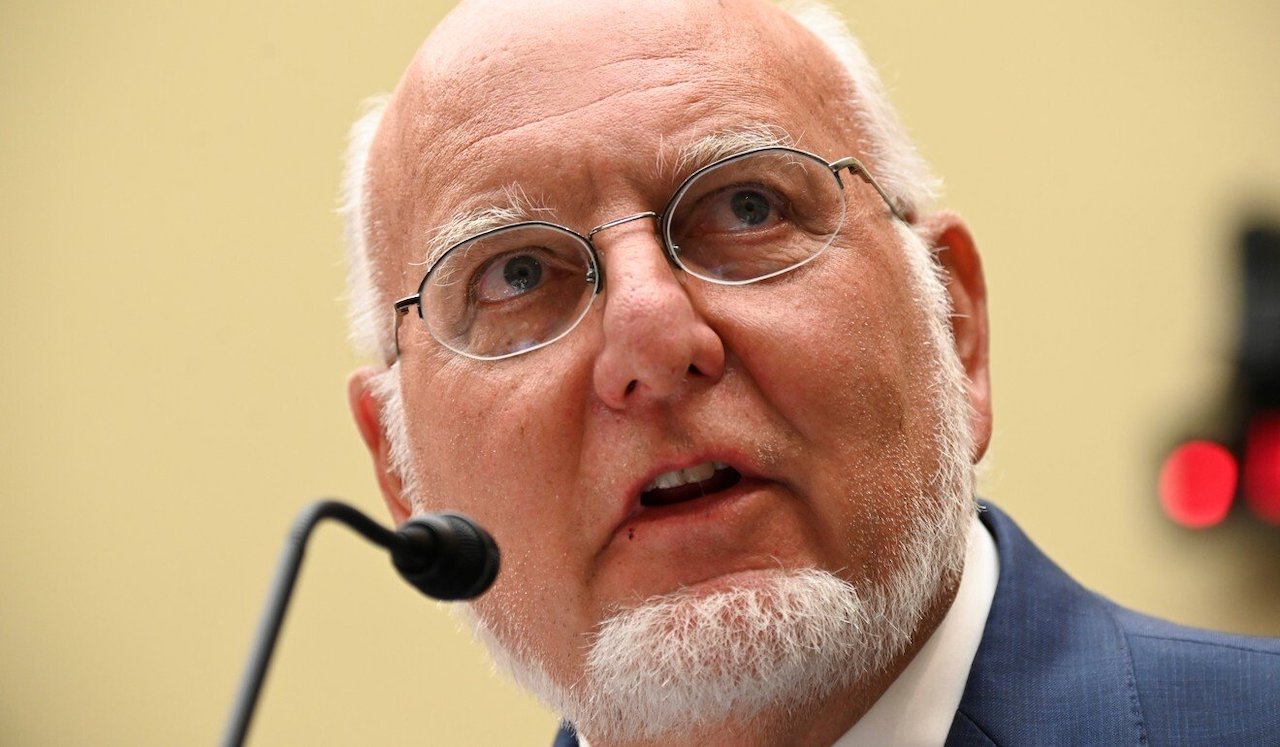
[3,1,1279,744]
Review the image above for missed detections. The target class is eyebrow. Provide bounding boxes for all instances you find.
[418,123,797,268]
[663,123,796,183]
[417,185,553,269]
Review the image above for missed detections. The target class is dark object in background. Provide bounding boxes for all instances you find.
[1160,224,1280,527]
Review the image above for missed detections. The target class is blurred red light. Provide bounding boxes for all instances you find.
[1159,440,1238,528]
[1244,413,1280,525]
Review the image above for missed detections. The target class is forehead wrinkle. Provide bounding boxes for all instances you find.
[410,37,752,178]
[435,78,707,174]
[418,121,803,270]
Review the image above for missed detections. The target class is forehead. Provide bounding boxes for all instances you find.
[367,0,855,274]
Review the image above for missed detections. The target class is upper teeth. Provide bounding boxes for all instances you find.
[645,461,728,491]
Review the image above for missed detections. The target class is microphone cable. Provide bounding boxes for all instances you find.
[220,499,500,747]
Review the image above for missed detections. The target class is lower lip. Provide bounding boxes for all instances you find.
[615,476,767,535]
[601,479,793,599]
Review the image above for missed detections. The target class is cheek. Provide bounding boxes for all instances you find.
[718,259,933,452]
[410,358,578,508]
[401,358,599,675]
[468,535,593,679]
[708,243,946,578]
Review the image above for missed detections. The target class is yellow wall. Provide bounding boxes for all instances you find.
[2,1,1278,744]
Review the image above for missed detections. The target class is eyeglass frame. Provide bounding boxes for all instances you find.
[391,145,908,360]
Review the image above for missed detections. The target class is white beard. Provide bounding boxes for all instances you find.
[467,495,969,743]
[455,223,976,743]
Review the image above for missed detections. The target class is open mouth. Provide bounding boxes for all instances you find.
[639,461,743,507]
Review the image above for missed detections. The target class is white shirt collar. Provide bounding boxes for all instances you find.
[833,513,999,747]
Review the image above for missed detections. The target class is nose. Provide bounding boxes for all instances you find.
[590,222,726,410]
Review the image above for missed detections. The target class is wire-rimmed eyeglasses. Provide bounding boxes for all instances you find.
[392,146,906,361]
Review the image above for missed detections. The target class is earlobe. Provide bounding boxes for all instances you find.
[917,212,993,463]
[347,366,412,525]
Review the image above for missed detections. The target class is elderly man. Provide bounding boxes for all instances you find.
[341,0,1279,744]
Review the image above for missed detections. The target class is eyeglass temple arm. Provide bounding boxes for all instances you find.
[390,295,419,360]
[829,157,910,223]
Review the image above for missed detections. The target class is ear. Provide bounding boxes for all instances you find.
[917,212,992,463]
[347,366,412,525]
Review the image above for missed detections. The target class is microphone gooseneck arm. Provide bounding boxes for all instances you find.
[220,500,500,747]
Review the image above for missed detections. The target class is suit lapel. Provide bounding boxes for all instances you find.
[946,503,1147,746]
[552,722,579,746]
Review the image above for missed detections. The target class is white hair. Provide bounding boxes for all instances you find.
[337,0,945,505]
[340,94,391,363]
[782,0,941,216]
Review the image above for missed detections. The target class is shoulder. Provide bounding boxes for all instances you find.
[1104,602,1280,743]
[962,502,1280,745]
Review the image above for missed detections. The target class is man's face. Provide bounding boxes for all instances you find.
[356,0,989,704]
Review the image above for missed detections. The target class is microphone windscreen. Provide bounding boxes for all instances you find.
[392,512,500,600]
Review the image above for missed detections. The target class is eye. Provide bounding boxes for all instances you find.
[475,253,544,303]
[686,185,787,236]
[729,189,772,227]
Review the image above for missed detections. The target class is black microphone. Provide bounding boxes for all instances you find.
[390,512,501,600]
[220,500,500,747]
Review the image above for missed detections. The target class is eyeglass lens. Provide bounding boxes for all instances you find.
[665,149,846,283]
[421,148,846,359]
[423,224,597,358]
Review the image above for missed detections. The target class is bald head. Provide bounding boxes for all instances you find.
[380,0,845,159]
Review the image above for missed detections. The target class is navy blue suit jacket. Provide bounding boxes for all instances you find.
[554,504,1280,746]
